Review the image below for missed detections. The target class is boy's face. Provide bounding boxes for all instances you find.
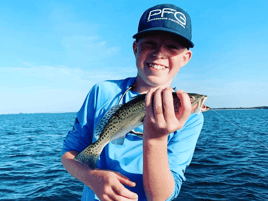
[133,33,192,89]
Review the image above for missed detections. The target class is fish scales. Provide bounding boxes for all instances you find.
[74,92,209,169]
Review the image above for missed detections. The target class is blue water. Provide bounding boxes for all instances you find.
[0,110,267,200]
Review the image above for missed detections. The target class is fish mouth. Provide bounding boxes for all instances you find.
[198,97,211,112]
[189,94,211,113]
[147,63,168,70]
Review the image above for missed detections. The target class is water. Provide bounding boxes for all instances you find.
[0,113,83,201]
[0,110,267,200]
[176,110,268,200]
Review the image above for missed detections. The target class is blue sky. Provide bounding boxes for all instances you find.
[1,0,267,114]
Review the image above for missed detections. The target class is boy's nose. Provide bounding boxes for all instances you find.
[152,46,167,59]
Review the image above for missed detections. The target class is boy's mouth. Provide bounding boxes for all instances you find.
[147,63,167,70]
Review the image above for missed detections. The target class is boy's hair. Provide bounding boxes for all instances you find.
[133,4,194,49]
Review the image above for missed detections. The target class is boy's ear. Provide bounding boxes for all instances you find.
[182,49,192,67]
[133,41,138,56]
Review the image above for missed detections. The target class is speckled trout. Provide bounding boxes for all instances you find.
[74,93,210,169]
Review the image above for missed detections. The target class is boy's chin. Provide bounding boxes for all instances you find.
[136,74,172,89]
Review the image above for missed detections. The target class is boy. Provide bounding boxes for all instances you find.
[61,4,203,201]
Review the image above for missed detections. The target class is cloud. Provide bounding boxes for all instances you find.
[49,5,122,69]
[21,61,34,67]
[0,65,137,114]
[171,75,268,108]
[61,35,120,67]
[0,65,135,89]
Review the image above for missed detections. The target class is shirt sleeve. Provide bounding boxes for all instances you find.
[166,113,204,200]
[61,85,98,157]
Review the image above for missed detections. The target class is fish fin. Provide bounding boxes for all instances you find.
[135,133,143,138]
[74,142,104,169]
[129,130,143,138]
[95,104,122,139]
[111,136,125,145]
[74,152,98,169]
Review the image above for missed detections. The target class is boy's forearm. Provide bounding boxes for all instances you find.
[143,137,175,201]
[61,151,96,188]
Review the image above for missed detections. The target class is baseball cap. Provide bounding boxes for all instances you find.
[133,4,194,48]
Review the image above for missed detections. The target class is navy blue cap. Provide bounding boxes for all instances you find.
[133,4,194,48]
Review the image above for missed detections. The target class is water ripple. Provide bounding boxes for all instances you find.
[1,111,268,200]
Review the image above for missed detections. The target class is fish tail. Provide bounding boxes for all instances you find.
[74,142,104,169]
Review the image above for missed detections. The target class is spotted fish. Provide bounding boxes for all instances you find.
[74,93,210,169]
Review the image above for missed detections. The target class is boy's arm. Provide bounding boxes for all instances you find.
[61,83,139,200]
[143,88,192,201]
[61,151,138,201]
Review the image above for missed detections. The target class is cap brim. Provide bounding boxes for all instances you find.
[133,28,194,48]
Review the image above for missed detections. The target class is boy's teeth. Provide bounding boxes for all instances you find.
[148,64,166,70]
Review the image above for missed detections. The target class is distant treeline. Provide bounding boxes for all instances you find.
[212,106,268,110]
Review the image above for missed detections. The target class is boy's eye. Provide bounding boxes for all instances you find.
[143,41,156,46]
[167,45,179,49]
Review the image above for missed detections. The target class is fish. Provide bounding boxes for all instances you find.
[74,92,210,169]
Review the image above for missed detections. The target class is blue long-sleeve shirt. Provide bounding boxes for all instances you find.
[61,77,204,200]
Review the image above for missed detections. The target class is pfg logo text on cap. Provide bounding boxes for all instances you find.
[147,8,186,28]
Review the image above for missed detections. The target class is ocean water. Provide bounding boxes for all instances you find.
[0,110,267,200]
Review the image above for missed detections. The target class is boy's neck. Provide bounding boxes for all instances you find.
[131,77,172,94]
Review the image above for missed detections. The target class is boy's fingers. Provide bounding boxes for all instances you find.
[176,90,192,125]
[112,182,138,200]
[153,88,165,122]
[162,88,176,121]
[107,172,138,200]
[102,194,114,201]
[116,173,136,187]
[114,171,131,181]
[145,89,155,118]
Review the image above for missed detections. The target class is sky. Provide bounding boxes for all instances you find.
[0,0,268,114]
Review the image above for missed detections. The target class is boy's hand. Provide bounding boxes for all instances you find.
[143,87,192,141]
[89,169,138,201]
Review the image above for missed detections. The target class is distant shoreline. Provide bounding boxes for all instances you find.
[1,107,268,115]
[0,112,77,115]
[212,106,268,110]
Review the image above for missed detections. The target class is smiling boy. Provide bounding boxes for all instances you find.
[61,4,203,201]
